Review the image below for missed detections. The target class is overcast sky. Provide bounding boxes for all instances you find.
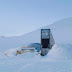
[0,0,72,36]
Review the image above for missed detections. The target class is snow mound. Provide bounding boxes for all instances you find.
[0,18,72,60]
[48,44,72,60]
[2,43,72,60]
[0,18,72,50]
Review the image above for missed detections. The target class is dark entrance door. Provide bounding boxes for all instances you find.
[42,39,49,48]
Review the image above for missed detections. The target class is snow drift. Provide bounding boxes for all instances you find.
[0,17,72,59]
[0,18,72,51]
[0,18,72,72]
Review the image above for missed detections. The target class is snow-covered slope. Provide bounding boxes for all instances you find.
[0,18,72,51]
[0,18,72,72]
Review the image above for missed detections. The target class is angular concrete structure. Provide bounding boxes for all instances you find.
[41,29,55,56]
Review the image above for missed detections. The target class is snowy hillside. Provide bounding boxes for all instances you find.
[0,18,72,72]
[0,18,72,51]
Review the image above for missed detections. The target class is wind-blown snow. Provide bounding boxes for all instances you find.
[0,18,72,72]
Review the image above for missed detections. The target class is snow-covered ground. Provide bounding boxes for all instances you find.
[0,44,72,72]
[0,18,72,72]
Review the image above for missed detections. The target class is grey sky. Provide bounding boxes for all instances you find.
[0,0,72,36]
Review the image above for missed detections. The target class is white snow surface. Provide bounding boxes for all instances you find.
[0,44,72,72]
[0,18,72,72]
[0,18,72,50]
